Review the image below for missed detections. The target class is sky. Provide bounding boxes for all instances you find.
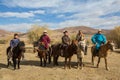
[0,0,120,32]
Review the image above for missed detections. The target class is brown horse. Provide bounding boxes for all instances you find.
[91,41,114,70]
[51,40,78,69]
[33,41,52,64]
[7,41,25,70]
[33,42,51,66]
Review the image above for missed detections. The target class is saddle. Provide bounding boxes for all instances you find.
[59,44,69,57]
[38,42,46,50]
[92,46,99,56]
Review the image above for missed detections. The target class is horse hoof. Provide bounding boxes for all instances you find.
[44,65,46,67]
[96,65,99,68]
[64,67,67,70]
[14,68,16,70]
[80,67,83,70]
[106,67,110,71]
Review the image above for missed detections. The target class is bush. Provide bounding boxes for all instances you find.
[0,40,6,44]
[107,26,120,48]
[27,25,52,43]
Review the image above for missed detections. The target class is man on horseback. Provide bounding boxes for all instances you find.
[61,31,70,56]
[76,30,88,55]
[91,29,107,55]
[10,33,20,48]
[10,33,25,60]
[38,30,51,50]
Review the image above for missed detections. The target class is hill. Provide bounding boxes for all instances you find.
[55,26,110,34]
[0,29,13,37]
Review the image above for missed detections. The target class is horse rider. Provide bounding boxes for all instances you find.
[91,29,107,55]
[76,30,85,42]
[38,30,51,51]
[10,33,24,60]
[61,31,70,56]
[76,30,88,55]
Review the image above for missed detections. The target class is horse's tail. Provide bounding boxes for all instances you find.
[6,46,11,55]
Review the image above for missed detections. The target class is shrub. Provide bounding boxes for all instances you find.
[107,26,120,48]
[0,40,6,44]
[27,25,52,43]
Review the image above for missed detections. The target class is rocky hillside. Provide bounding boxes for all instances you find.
[55,26,110,34]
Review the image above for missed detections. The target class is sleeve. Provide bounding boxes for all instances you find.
[10,40,14,48]
[39,35,43,42]
[62,36,66,44]
[47,36,50,44]
[91,34,96,44]
[102,35,107,44]
[76,34,79,41]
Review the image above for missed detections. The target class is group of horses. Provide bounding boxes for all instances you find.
[6,40,114,71]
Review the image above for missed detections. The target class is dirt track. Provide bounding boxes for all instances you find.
[0,44,120,80]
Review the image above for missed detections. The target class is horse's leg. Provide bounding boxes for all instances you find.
[64,57,67,69]
[53,55,56,66]
[104,57,109,71]
[12,58,16,70]
[7,58,10,68]
[92,56,95,65]
[48,52,51,64]
[80,58,83,69]
[18,58,20,69]
[77,57,80,69]
[97,57,101,68]
[68,57,72,69]
[44,55,47,67]
[40,57,42,66]
[56,55,59,66]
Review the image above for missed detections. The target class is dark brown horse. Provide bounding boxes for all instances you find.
[91,41,114,70]
[7,41,25,70]
[33,42,52,66]
[51,40,78,69]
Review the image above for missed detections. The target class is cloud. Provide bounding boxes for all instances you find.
[0,9,45,18]
[0,12,34,18]
[29,10,45,14]
[1,0,61,8]
[0,23,32,32]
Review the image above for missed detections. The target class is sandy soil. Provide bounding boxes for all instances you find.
[0,44,120,80]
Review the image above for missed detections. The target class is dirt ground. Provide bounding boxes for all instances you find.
[0,44,120,80]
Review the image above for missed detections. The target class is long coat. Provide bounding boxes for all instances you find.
[91,33,106,50]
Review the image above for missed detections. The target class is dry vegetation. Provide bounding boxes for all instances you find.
[107,26,120,48]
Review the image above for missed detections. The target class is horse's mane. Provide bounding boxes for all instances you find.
[13,41,25,57]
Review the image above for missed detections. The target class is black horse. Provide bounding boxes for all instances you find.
[6,41,25,70]
[51,40,78,69]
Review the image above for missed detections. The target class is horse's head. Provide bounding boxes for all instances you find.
[106,40,115,51]
[71,40,78,52]
[78,39,86,48]
[17,41,25,52]
[33,41,39,53]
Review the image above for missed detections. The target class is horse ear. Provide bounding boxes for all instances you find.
[107,40,112,44]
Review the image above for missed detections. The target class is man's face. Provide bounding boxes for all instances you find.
[43,32,47,35]
[15,35,19,39]
[65,32,68,35]
[98,31,102,34]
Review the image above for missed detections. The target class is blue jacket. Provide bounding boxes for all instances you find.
[91,33,106,50]
[10,39,20,48]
